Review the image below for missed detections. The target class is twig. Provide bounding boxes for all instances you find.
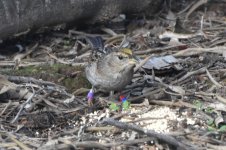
[204,27,226,31]
[101,27,117,36]
[185,0,208,20]
[105,34,125,45]
[207,143,226,150]
[128,89,162,102]
[7,76,60,87]
[64,106,86,113]
[134,54,153,72]
[209,39,226,48]
[205,69,223,88]
[104,137,154,147]
[149,100,196,109]
[200,15,204,31]
[0,100,12,116]
[171,67,206,84]
[85,126,116,132]
[215,95,226,105]
[177,1,196,15]
[74,141,108,150]
[0,132,32,150]
[11,86,35,123]
[13,43,38,62]
[0,142,17,148]
[46,51,71,64]
[126,116,165,123]
[0,61,46,67]
[101,118,190,150]
[134,45,185,55]
[173,46,226,57]
[159,30,202,39]
[68,30,108,38]
[71,62,87,66]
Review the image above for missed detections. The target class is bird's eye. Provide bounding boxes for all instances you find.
[118,55,123,60]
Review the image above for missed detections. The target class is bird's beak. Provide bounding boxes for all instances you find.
[128,58,137,65]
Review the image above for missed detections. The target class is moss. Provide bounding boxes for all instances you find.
[1,64,91,92]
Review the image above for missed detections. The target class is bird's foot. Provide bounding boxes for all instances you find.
[88,99,94,107]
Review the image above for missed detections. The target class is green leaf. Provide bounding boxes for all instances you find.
[219,125,226,132]
[64,40,70,45]
[206,119,214,126]
[205,107,214,113]
[122,101,130,110]
[207,126,216,132]
[193,100,203,110]
[109,102,119,111]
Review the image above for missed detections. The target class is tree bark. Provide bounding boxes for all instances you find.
[0,0,163,40]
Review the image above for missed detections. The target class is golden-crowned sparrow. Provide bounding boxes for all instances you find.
[85,51,136,94]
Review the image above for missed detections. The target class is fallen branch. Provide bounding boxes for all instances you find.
[173,47,226,57]
[101,118,191,150]
[171,67,206,84]
[205,69,223,88]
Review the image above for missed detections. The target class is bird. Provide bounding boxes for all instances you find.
[85,51,136,104]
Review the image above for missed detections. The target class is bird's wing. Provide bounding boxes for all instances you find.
[86,62,118,88]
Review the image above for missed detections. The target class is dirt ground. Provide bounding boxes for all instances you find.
[1,1,226,150]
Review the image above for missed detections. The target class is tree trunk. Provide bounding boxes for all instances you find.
[0,0,162,40]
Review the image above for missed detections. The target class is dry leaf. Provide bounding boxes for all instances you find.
[0,75,17,94]
[168,85,185,95]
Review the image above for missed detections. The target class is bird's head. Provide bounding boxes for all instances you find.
[106,52,137,73]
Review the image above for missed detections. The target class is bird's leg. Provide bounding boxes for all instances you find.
[87,86,95,106]
[108,91,116,102]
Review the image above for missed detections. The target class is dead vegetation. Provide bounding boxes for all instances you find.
[1,1,226,150]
